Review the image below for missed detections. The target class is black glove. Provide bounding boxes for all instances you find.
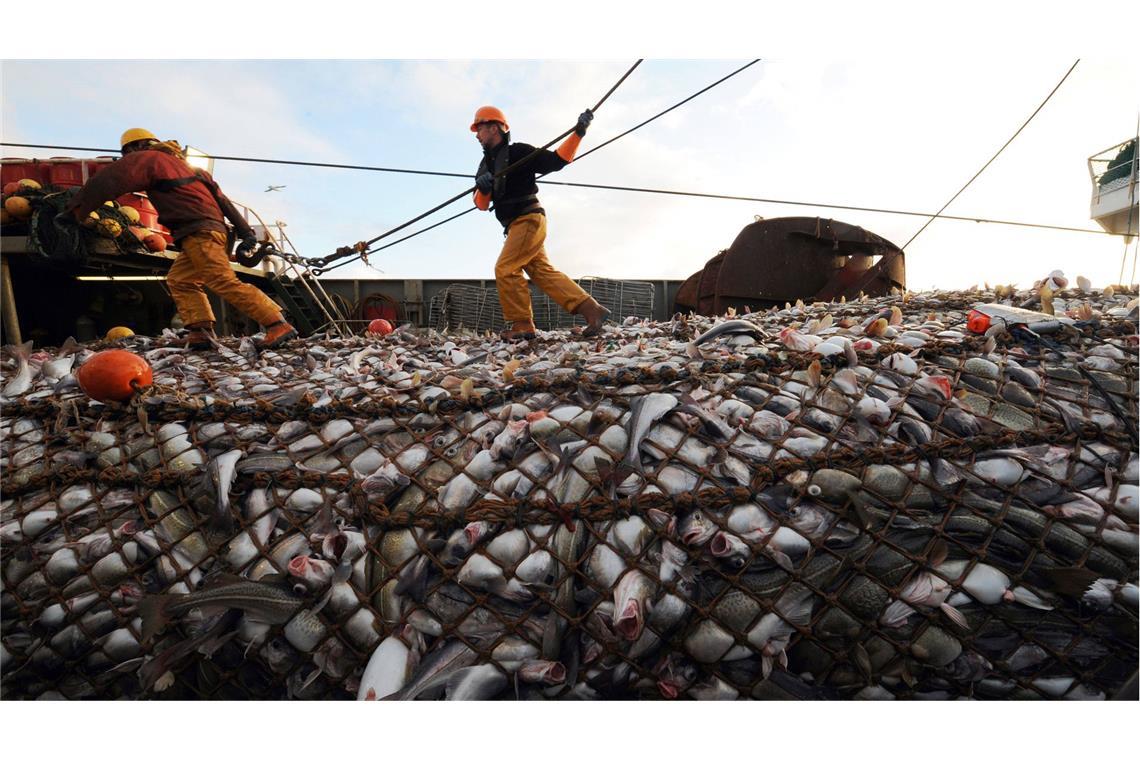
[236,236,257,256]
[475,172,494,194]
[575,108,594,137]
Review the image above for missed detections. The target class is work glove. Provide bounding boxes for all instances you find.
[475,172,494,195]
[236,235,258,257]
[575,108,594,137]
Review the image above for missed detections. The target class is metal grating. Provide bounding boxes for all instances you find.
[428,277,654,333]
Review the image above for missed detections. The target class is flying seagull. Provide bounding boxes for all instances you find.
[265,185,286,192]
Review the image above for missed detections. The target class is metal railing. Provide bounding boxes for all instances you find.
[232,201,352,337]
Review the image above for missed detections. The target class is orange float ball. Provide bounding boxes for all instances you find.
[367,318,394,336]
[143,233,167,252]
[77,349,153,402]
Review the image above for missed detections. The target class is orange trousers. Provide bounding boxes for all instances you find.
[494,213,589,323]
[167,230,282,326]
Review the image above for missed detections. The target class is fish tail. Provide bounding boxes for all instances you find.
[59,336,79,356]
[139,594,174,642]
[5,340,33,361]
[210,495,235,534]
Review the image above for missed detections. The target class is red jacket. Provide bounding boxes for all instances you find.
[67,147,253,242]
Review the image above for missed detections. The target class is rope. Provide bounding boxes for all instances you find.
[307,60,644,275]
[26,189,143,269]
[1120,114,1139,285]
[901,59,1080,251]
[316,207,478,275]
[314,60,756,273]
[7,137,1111,238]
[533,180,1117,236]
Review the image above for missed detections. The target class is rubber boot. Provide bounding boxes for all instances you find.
[573,297,611,337]
[499,319,537,341]
[258,318,298,349]
[184,321,216,350]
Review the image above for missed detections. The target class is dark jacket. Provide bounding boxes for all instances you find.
[477,138,569,229]
[67,146,254,242]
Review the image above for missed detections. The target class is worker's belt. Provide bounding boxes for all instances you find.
[149,174,236,253]
[501,194,541,215]
[151,175,204,192]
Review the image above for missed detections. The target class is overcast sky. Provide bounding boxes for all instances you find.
[2,6,1137,296]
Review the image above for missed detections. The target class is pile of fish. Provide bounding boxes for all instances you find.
[1,279,1137,700]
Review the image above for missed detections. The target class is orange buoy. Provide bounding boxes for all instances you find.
[4,196,32,219]
[966,310,991,335]
[77,349,152,402]
[367,318,394,336]
[143,233,167,252]
[95,218,123,238]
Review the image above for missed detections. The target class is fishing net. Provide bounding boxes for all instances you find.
[26,189,145,272]
[1,286,1137,700]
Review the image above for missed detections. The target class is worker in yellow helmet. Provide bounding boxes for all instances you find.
[471,105,610,341]
[65,129,297,350]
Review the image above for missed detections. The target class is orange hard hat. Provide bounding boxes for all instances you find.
[77,349,153,402]
[966,310,992,334]
[470,106,509,132]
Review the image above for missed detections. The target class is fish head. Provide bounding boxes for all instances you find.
[463,520,492,546]
[321,532,348,562]
[287,555,313,579]
[708,532,731,557]
[679,511,716,546]
[614,598,643,641]
[865,318,888,337]
[660,540,689,569]
[924,374,953,400]
[644,508,674,533]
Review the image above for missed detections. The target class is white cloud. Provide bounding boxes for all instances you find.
[4,57,1137,293]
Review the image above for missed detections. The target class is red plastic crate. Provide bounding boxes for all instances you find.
[41,159,87,188]
[84,157,118,179]
[1,158,49,188]
[117,192,159,229]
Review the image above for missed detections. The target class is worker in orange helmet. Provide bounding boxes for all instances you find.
[64,128,298,350]
[471,105,610,341]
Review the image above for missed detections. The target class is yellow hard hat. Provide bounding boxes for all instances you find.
[120,128,157,149]
[105,326,135,340]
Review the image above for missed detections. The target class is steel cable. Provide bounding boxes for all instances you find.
[900,60,1081,251]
